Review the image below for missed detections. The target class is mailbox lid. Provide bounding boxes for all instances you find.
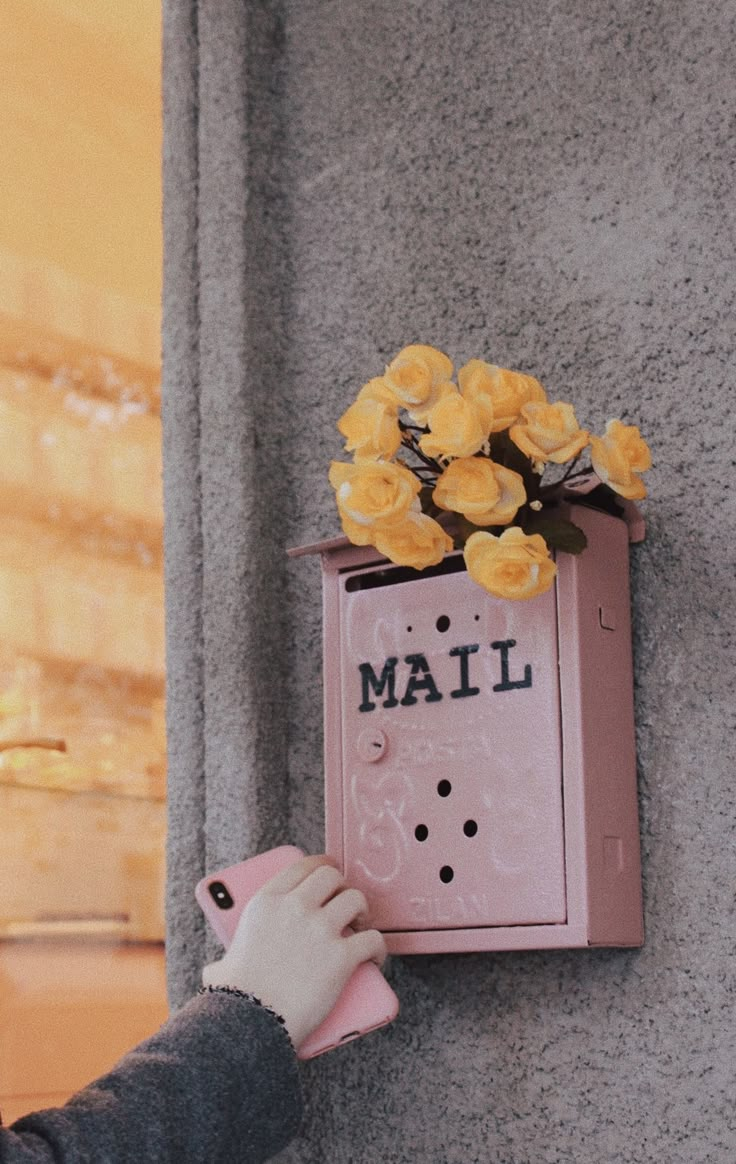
[337,558,567,932]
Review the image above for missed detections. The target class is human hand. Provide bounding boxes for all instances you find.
[201,854,387,1050]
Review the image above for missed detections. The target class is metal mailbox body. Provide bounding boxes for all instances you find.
[291,503,644,954]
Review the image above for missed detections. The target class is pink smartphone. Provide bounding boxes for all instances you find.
[195,845,398,1059]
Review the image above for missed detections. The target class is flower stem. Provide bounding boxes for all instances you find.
[400,437,444,475]
[558,454,583,484]
[539,459,593,498]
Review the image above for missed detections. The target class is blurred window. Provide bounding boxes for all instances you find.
[0,0,167,1123]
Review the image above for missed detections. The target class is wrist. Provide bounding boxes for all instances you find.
[198,985,300,1055]
[201,962,306,1048]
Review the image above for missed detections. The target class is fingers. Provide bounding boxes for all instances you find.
[346,927,388,969]
[261,853,337,896]
[260,853,382,959]
[323,887,369,933]
[295,863,349,909]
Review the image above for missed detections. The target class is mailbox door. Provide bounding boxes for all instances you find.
[338,560,567,931]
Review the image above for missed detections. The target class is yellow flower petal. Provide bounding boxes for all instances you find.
[433,457,526,526]
[337,388,402,461]
[374,512,453,569]
[464,527,557,600]
[405,379,456,426]
[458,360,547,431]
[329,460,421,545]
[509,401,589,464]
[589,419,651,500]
[419,391,487,459]
[384,344,454,408]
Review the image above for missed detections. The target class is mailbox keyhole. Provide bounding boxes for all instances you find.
[440,865,454,883]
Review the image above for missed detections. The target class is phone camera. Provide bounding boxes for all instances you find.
[208,881,234,910]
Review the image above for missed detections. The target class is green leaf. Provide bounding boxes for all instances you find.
[453,515,480,549]
[490,431,539,496]
[523,515,588,554]
[419,485,436,511]
[569,485,625,519]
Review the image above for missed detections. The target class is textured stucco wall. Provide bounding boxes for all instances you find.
[162,2,736,1161]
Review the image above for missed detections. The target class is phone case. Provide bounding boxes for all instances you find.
[195,845,398,1059]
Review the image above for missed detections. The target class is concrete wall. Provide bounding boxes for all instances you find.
[162,2,736,1160]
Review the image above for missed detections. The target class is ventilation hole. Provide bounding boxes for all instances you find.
[463,820,478,837]
[415,824,429,842]
[437,779,452,797]
[436,614,450,632]
[439,865,454,883]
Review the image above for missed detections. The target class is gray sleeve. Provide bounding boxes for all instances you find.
[1,987,303,1164]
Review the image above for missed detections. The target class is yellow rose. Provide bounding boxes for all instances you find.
[333,509,375,546]
[356,376,401,408]
[458,361,547,431]
[455,360,496,432]
[384,344,454,423]
[337,378,402,461]
[464,527,557,601]
[374,511,453,569]
[407,379,456,426]
[328,460,421,545]
[589,419,652,500]
[433,457,526,526]
[509,401,589,464]
[419,389,487,459]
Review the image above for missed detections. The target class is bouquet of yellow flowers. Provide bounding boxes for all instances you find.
[329,344,652,600]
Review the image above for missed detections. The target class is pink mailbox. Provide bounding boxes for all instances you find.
[289,502,644,955]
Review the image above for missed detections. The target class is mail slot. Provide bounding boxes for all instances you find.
[289,502,644,954]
